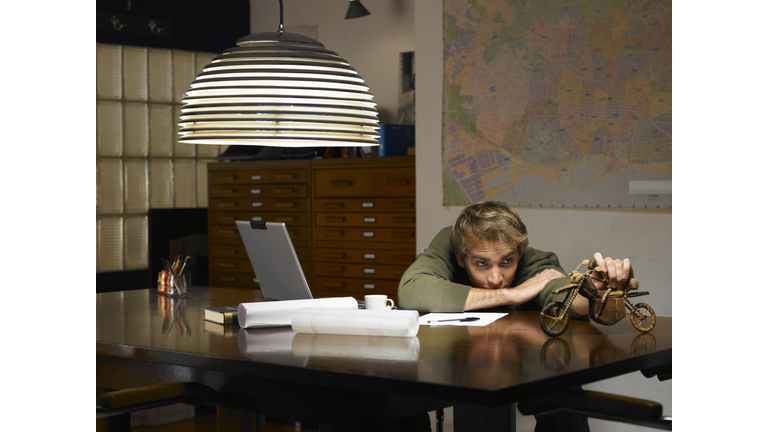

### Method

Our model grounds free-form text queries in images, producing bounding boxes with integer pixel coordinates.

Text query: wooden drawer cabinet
[208,160,311,289]
[311,156,415,303]
[206,156,415,300]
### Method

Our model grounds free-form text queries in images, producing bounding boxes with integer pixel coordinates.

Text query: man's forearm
[464,285,540,311]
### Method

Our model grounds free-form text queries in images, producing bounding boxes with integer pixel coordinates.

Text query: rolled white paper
[291,308,420,337]
[237,297,358,328]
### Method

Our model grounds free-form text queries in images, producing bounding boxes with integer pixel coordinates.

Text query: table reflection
[292,334,420,361]
[158,294,190,335]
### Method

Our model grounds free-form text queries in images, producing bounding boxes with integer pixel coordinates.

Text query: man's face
[456,239,519,289]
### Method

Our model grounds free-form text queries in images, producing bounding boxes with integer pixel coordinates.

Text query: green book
[203,306,238,325]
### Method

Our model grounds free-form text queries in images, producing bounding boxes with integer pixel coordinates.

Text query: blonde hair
[450,201,529,258]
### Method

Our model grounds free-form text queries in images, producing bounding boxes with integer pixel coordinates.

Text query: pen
[427,317,481,324]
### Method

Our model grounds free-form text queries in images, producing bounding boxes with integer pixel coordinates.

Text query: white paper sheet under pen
[237,297,358,328]
[419,313,508,326]
[291,308,420,337]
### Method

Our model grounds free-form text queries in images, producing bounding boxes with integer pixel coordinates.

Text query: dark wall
[96,0,250,53]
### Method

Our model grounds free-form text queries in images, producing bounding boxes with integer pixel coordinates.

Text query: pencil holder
[166,272,188,297]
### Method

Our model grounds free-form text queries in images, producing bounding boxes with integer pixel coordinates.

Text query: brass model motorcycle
[539,260,656,337]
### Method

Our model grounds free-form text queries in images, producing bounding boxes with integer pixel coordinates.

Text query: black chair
[97,382,219,432]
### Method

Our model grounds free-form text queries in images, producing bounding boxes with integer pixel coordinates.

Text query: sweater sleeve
[397,227,471,313]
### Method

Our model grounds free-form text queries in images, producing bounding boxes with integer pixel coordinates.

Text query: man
[397,201,633,432]
[398,200,632,315]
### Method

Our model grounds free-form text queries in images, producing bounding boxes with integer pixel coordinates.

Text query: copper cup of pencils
[158,255,191,296]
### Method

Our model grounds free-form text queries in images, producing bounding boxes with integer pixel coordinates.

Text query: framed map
[442,0,672,208]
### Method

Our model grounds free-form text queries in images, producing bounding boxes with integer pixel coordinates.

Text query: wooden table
[96,287,671,431]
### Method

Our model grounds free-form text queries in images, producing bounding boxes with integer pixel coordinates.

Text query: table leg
[216,407,265,432]
[454,403,515,432]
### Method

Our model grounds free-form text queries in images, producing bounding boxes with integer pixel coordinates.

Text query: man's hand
[592,252,633,290]
[464,268,565,311]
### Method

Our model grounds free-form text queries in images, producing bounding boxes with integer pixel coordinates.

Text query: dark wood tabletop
[96,286,671,430]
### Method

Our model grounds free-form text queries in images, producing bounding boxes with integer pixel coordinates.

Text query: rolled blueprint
[237,297,358,328]
[291,308,420,337]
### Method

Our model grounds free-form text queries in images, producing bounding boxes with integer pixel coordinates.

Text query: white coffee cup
[364,294,395,310]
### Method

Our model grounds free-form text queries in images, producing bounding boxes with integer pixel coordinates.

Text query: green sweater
[398,226,575,313]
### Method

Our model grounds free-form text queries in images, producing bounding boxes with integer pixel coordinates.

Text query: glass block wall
[96,43,225,272]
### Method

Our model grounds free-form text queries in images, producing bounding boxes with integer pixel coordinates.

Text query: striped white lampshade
[179,32,380,147]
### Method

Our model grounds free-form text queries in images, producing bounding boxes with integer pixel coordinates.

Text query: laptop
[235,221,314,301]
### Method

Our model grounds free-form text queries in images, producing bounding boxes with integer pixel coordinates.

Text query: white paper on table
[291,308,420,337]
[419,312,508,326]
[237,297,358,328]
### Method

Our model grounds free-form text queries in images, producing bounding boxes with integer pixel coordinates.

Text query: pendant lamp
[178,1,379,147]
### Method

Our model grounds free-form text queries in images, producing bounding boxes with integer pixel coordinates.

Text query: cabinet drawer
[314,247,415,265]
[209,211,310,227]
[314,227,415,243]
[210,198,309,212]
[211,245,310,262]
[210,184,308,199]
[314,198,415,212]
[210,225,310,244]
[314,262,410,281]
[314,167,415,198]
[209,168,308,185]
[315,213,415,228]
[210,271,260,288]
[313,276,399,299]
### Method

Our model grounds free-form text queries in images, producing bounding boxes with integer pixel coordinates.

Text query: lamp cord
[277,0,285,36]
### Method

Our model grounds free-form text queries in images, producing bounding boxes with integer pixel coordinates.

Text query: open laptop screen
[235,221,314,301]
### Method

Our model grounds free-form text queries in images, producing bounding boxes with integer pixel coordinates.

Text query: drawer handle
[393,216,415,224]
[323,229,345,237]
[219,248,237,255]
[324,252,346,259]
[217,175,236,181]
[216,216,236,224]
[392,231,414,239]
[362,202,374,208]
[274,188,294,194]
[250,174,263,181]
[275,201,296,208]
[392,201,414,209]
[363,217,376,223]
[274,173,296,180]
[362,231,375,238]
[252,202,263,208]
[217,201,237,208]
[363,268,376,274]
[275,216,296,222]
[250,188,262,195]
[330,180,352,187]
[251,216,263,222]
[363,284,376,290]
[323,281,345,289]
[363,253,376,260]
[325,265,345,273]
[216,187,235,194]
[325,216,346,223]
[386,179,410,187]
[219,262,237,268]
